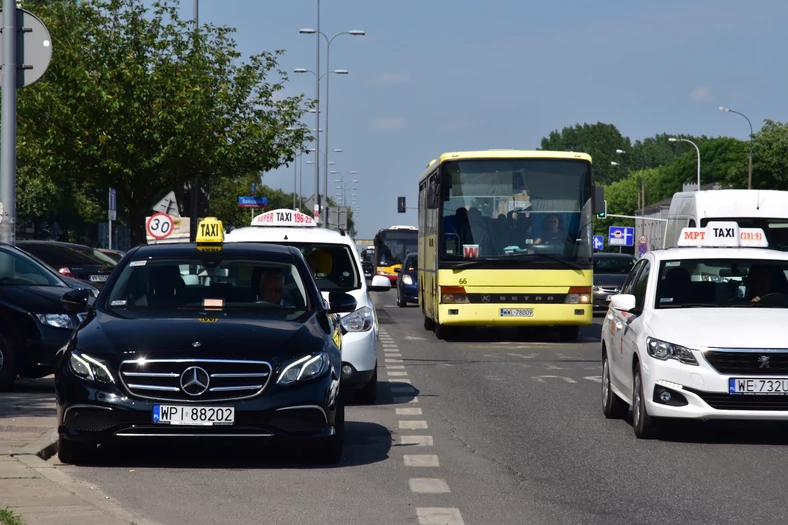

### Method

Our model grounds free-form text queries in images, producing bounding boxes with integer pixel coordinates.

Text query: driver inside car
[746,263,788,303]
[534,213,570,245]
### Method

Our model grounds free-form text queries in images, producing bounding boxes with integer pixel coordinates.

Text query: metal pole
[323,38,330,215]
[313,0,321,224]
[695,142,700,191]
[0,0,18,245]
[189,0,199,242]
[293,154,297,210]
[299,154,303,210]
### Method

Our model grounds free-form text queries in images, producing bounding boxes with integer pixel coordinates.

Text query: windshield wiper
[659,303,722,308]
[453,254,582,270]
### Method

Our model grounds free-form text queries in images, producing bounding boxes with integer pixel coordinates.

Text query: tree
[751,120,788,190]
[539,122,632,184]
[18,0,313,245]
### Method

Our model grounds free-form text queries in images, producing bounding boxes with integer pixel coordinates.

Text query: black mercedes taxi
[54,217,357,465]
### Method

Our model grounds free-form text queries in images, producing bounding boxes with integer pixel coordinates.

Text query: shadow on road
[371,380,420,405]
[436,324,602,344]
[658,419,788,445]
[75,420,393,470]
[0,377,56,419]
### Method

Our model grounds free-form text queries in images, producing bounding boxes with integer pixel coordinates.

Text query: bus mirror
[593,185,605,215]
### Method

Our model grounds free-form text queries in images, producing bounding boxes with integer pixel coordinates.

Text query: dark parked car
[0,243,91,390]
[395,252,418,307]
[592,252,636,310]
[360,248,374,279]
[98,249,125,263]
[16,241,117,289]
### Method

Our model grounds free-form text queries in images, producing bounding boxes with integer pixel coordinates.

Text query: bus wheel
[423,315,434,331]
[434,322,450,340]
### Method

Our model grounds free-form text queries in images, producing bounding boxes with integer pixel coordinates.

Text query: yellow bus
[418,150,605,340]
[373,225,418,283]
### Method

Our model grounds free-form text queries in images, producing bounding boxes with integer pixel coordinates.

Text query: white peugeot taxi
[601,221,788,438]
[224,209,391,403]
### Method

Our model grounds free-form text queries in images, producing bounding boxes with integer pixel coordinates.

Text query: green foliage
[539,122,632,184]
[18,0,313,244]
[751,119,788,190]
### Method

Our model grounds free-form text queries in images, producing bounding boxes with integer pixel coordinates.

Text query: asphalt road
[45,292,788,525]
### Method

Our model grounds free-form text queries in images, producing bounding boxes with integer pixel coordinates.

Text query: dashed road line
[404,454,440,467]
[409,478,451,493]
[393,396,419,404]
[386,365,406,369]
[387,371,409,376]
[416,507,465,525]
[400,435,433,446]
[385,358,403,363]
[396,407,423,416]
[399,420,428,429]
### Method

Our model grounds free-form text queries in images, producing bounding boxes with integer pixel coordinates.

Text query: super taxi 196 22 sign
[251,209,315,227]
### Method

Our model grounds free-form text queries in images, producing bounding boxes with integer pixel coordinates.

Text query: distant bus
[417,149,605,340]
[373,226,418,283]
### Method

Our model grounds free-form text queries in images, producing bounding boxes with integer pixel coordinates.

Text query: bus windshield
[375,229,418,267]
[439,158,592,263]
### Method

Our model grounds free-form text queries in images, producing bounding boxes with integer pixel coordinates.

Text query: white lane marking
[385,353,403,358]
[400,435,433,446]
[416,508,464,525]
[532,375,577,383]
[389,378,412,384]
[396,407,423,416]
[507,352,538,359]
[409,478,451,494]
[405,336,429,341]
[394,396,419,404]
[386,365,406,370]
[399,420,428,429]
[387,371,409,376]
[386,358,404,363]
[404,454,440,467]
[584,375,603,383]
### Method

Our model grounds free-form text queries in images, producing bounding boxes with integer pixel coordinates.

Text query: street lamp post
[668,137,701,191]
[299,27,365,216]
[305,147,342,208]
[331,170,359,205]
[719,106,754,189]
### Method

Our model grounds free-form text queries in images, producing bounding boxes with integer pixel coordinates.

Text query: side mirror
[327,291,358,314]
[368,275,392,292]
[609,293,636,312]
[61,288,91,313]
[394,268,401,273]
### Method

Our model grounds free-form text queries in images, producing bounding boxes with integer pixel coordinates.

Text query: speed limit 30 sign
[147,212,174,240]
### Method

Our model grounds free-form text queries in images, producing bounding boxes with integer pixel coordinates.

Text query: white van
[664,189,788,250]
[224,209,391,403]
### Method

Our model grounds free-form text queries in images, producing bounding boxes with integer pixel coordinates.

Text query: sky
[173,0,788,239]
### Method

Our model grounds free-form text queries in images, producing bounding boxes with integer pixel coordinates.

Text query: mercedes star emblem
[758,356,771,369]
[180,366,210,395]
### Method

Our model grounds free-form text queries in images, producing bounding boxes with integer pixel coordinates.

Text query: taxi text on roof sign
[677,221,768,248]
[251,208,316,227]
[196,217,224,252]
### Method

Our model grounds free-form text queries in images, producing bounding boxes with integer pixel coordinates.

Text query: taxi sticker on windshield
[659,297,674,303]
[111,300,127,306]
[203,299,224,308]
[665,261,681,267]
[129,261,147,267]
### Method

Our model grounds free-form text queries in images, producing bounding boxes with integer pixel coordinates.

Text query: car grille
[704,349,788,375]
[688,389,788,411]
[118,359,272,402]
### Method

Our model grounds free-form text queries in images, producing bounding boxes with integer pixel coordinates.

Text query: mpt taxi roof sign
[252,209,315,227]
[677,221,768,248]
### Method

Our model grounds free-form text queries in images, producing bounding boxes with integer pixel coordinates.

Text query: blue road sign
[608,226,634,247]
[638,243,648,254]
[593,235,604,250]
[238,196,269,208]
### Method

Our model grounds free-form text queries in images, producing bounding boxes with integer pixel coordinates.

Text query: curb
[11,429,167,525]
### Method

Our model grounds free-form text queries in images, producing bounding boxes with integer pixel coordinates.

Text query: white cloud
[369,116,408,131]
[372,73,410,85]
[689,86,711,102]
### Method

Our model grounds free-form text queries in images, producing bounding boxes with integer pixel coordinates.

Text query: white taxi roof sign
[196,217,224,244]
[677,221,768,248]
[251,208,316,227]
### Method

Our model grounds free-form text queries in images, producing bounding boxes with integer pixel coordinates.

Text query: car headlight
[277,352,330,385]
[402,275,413,285]
[340,306,373,332]
[36,313,76,330]
[68,352,115,383]
[646,337,698,366]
